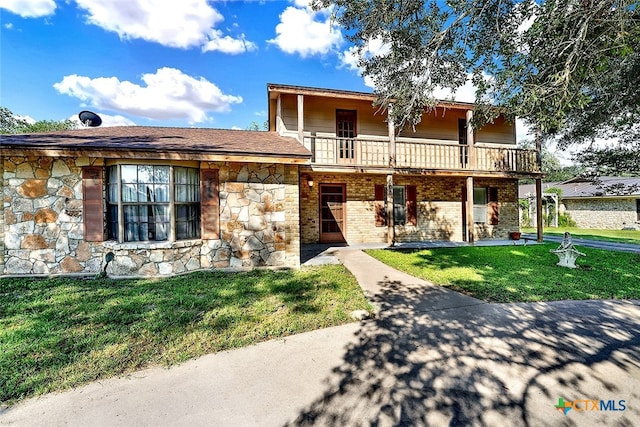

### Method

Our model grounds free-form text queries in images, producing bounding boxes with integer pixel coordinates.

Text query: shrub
[558,213,577,227]
[519,199,532,227]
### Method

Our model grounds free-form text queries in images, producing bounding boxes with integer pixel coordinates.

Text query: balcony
[305,136,540,175]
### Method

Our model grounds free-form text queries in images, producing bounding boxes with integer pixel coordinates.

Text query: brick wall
[284,164,301,267]
[300,173,519,244]
[473,178,520,240]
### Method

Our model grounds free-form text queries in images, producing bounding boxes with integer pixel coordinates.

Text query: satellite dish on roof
[78,110,102,127]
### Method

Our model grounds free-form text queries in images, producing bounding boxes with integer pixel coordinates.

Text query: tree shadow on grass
[286,275,640,426]
[0,268,351,403]
[382,245,640,302]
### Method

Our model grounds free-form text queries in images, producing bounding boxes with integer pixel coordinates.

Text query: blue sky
[1,0,376,129]
[1,0,535,145]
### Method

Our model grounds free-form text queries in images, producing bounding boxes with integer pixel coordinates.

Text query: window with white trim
[107,164,200,242]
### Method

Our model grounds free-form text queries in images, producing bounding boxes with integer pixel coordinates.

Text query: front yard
[366,243,640,303]
[0,265,372,405]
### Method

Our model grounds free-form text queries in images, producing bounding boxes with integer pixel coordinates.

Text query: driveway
[2,250,639,426]
[291,249,640,426]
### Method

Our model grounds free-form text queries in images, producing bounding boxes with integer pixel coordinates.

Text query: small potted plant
[509,231,522,240]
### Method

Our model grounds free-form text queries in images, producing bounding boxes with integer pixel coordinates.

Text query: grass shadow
[0,265,371,404]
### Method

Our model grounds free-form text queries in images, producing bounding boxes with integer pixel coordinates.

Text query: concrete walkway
[2,249,640,426]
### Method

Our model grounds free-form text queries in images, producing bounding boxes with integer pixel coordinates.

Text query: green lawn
[522,227,640,245]
[0,266,372,405]
[366,244,640,303]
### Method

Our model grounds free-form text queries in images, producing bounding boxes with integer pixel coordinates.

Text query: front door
[320,184,346,243]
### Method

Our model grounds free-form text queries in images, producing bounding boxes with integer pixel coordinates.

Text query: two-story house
[268,83,541,246]
[0,83,541,278]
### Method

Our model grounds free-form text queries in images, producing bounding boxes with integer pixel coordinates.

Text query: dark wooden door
[320,184,346,243]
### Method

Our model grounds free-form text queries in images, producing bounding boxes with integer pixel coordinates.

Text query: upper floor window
[107,164,200,242]
[336,109,357,159]
[458,118,468,145]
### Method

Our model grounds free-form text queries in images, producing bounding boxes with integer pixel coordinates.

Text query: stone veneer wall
[2,156,300,277]
[209,162,299,269]
[2,156,105,275]
[299,173,519,244]
[563,198,638,229]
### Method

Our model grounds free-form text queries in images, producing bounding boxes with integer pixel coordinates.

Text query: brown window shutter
[82,166,104,242]
[374,184,386,227]
[406,185,417,226]
[201,169,220,239]
[489,187,499,225]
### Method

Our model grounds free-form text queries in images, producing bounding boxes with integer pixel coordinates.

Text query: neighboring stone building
[519,176,640,229]
[1,83,543,278]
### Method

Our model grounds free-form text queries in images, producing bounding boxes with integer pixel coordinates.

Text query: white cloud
[340,38,390,89]
[293,0,312,7]
[4,22,14,29]
[15,114,36,124]
[202,29,257,54]
[69,113,136,127]
[0,0,55,17]
[54,67,243,123]
[73,0,255,52]
[433,79,477,103]
[516,118,534,144]
[268,5,342,57]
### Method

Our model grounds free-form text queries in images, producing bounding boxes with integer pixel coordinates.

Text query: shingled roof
[0,126,311,162]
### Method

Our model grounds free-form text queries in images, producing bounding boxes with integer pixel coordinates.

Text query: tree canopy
[0,106,77,134]
[313,0,640,175]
